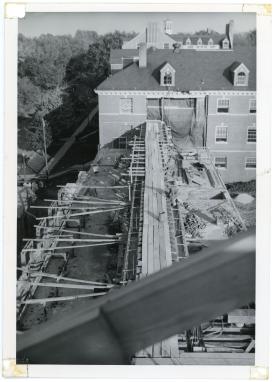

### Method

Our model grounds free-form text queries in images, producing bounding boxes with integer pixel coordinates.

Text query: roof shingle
[98,46,256,92]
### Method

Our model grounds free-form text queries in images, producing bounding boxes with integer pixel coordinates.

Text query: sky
[19,12,256,37]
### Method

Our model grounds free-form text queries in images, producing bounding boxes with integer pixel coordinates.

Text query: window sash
[245,157,256,168]
[217,99,230,113]
[215,126,228,142]
[215,157,227,168]
[247,128,256,142]
[164,74,172,85]
[120,98,133,114]
[249,99,256,113]
[236,72,247,85]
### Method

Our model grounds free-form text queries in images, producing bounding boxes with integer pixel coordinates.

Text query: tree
[18,77,42,118]
[25,112,52,152]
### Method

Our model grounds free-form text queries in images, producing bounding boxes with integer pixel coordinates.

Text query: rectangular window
[215,125,228,143]
[217,98,230,113]
[249,99,256,113]
[245,157,256,169]
[236,72,247,85]
[120,98,133,114]
[163,73,173,85]
[164,43,169,49]
[215,156,227,168]
[247,126,256,143]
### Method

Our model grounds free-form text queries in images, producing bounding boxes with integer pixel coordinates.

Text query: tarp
[147,98,206,149]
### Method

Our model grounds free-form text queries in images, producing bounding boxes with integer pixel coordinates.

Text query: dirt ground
[19,151,129,331]
[234,199,256,228]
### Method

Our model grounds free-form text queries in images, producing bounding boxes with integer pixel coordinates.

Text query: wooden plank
[23,238,118,243]
[20,292,106,305]
[153,226,160,272]
[21,242,119,252]
[17,268,113,286]
[147,224,154,274]
[228,309,255,325]
[28,282,112,290]
[134,354,254,365]
[36,207,125,220]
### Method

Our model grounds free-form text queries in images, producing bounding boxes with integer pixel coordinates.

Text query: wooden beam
[17,268,113,286]
[27,281,113,290]
[36,207,125,220]
[22,238,119,243]
[20,292,106,305]
[57,185,129,189]
[17,229,255,365]
[30,206,120,211]
[43,199,126,205]
[33,225,121,239]
[21,241,119,252]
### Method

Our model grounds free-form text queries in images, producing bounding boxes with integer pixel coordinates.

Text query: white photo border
[2,1,271,379]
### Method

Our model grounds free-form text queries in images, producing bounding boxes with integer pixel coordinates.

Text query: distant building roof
[97,46,256,92]
[168,33,183,42]
[110,49,139,64]
[184,35,225,45]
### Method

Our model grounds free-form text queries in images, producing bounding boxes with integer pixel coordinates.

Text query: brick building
[95,20,256,183]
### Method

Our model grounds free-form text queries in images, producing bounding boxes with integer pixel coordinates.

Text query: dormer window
[232,63,249,86]
[222,38,229,49]
[186,38,191,46]
[164,73,172,85]
[160,63,175,87]
[208,38,213,46]
[197,38,202,46]
[236,72,247,85]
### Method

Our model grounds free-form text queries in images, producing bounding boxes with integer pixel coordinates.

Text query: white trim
[111,64,123,70]
[147,106,193,110]
[101,122,142,125]
[95,90,256,97]
[100,113,146,116]
[232,63,250,74]
[210,150,256,153]
[208,113,257,116]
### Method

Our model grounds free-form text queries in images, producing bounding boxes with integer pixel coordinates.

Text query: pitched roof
[229,61,250,73]
[110,49,138,64]
[97,46,256,92]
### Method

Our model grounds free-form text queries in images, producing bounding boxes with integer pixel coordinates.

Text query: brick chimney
[139,43,147,68]
[226,19,234,49]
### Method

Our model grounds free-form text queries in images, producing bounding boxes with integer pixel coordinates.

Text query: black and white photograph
[2,3,272,377]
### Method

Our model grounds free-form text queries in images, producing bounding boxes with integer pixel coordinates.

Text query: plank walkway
[142,121,172,276]
[140,121,178,359]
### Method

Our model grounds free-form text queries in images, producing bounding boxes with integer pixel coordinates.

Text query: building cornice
[95,89,256,97]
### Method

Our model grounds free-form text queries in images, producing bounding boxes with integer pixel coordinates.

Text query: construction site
[17,119,255,365]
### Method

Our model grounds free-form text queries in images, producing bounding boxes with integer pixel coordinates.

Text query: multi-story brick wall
[98,94,147,146]
[97,91,256,183]
[206,94,256,183]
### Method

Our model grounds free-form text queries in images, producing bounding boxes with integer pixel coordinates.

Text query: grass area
[226,180,256,228]
[226,180,256,198]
